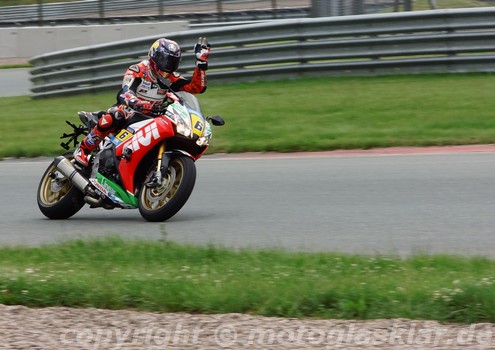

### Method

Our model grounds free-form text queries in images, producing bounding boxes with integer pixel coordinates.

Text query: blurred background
[2,0,495,27]
[3,0,495,95]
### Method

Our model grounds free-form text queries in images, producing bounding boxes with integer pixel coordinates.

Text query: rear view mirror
[208,116,225,126]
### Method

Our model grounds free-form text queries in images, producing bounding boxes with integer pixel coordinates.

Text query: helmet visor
[154,50,181,74]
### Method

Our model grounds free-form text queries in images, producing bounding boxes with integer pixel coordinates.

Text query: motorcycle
[37,91,225,222]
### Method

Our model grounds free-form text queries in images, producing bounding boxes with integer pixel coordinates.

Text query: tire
[138,155,196,222]
[37,155,85,219]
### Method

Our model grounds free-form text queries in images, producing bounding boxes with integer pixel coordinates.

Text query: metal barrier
[30,8,495,98]
[0,0,402,26]
[0,0,310,26]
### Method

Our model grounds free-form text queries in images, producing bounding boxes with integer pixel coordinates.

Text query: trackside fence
[29,8,495,98]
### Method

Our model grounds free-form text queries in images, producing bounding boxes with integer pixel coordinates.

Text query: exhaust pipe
[54,156,105,207]
[53,156,90,193]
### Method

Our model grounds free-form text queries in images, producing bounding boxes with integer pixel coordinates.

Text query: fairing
[110,93,210,196]
[116,118,175,195]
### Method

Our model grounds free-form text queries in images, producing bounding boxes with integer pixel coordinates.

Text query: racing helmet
[148,38,182,77]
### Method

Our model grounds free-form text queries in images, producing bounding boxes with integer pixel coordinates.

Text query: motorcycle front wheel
[37,154,86,219]
[138,155,196,222]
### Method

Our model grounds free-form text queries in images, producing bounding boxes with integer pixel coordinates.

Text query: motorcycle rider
[74,37,211,168]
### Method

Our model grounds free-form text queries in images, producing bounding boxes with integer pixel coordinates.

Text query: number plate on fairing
[191,113,205,138]
[111,129,134,146]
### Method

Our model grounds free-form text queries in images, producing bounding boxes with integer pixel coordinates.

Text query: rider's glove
[194,37,211,71]
[132,99,154,113]
[122,92,153,112]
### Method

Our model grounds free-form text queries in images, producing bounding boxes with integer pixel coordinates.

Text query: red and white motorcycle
[37,91,224,222]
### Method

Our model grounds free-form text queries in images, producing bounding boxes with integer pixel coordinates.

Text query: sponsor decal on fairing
[124,121,161,152]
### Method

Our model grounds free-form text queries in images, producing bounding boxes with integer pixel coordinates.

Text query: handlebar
[147,109,168,117]
[143,90,182,117]
[126,88,186,118]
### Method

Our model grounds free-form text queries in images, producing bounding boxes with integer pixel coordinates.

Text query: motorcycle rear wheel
[37,154,85,219]
[138,155,196,222]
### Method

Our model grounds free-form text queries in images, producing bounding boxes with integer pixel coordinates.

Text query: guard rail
[0,0,310,26]
[29,8,495,98]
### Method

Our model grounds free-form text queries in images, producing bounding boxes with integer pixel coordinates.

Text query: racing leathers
[74,60,207,167]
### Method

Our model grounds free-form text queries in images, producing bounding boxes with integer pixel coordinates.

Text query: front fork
[146,142,171,188]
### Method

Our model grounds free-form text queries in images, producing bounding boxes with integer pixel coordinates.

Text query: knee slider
[108,106,126,121]
[97,113,115,132]
[109,106,126,128]
[97,107,126,132]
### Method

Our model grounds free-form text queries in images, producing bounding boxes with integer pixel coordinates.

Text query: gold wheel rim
[140,159,185,211]
[39,164,73,205]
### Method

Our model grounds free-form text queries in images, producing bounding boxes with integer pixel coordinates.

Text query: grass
[0,237,494,323]
[0,64,31,69]
[2,73,495,158]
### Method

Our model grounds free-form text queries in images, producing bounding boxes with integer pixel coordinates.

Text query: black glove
[194,37,211,71]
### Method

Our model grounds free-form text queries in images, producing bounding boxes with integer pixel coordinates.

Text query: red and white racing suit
[120,59,206,106]
[75,60,207,166]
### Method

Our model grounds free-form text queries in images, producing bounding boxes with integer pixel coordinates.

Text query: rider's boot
[74,107,124,168]
[73,127,106,168]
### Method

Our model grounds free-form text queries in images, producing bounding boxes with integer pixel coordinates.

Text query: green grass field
[1,237,495,323]
[1,73,495,158]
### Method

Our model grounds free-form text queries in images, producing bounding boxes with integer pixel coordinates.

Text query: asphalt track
[2,146,495,257]
[0,68,31,97]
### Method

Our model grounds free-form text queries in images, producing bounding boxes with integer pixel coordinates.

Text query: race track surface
[2,148,495,257]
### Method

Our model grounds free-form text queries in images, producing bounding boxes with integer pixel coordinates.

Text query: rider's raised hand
[194,37,211,70]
